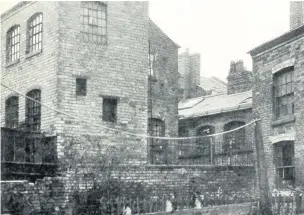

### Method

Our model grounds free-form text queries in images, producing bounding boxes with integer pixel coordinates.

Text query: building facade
[1,1,179,176]
[249,21,304,189]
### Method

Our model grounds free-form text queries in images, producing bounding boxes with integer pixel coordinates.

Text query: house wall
[1,1,60,134]
[290,1,304,30]
[251,35,304,189]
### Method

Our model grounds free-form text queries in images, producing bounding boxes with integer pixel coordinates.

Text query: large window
[81,1,107,44]
[27,13,43,53]
[6,25,20,63]
[148,118,166,164]
[273,67,294,118]
[26,89,41,131]
[5,96,19,128]
[274,141,295,189]
[102,98,117,123]
[223,121,245,153]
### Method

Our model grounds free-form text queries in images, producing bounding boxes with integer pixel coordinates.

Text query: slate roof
[179,90,252,119]
[199,76,227,95]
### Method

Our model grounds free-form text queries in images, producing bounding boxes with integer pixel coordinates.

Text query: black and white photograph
[1,1,304,214]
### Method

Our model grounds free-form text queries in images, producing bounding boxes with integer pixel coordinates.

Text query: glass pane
[281,84,286,96]
[101,27,106,35]
[101,11,106,19]
[101,20,106,27]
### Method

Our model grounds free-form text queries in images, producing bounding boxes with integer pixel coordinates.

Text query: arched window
[26,89,41,131]
[223,121,245,153]
[148,118,166,164]
[5,96,19,128]
[27,13,43,53]
[6,25,20,63]
[196,126,215,158]
[81,1,107,44]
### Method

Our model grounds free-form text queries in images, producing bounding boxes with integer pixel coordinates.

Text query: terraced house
[248,1,304,190]
[1,1,179,180]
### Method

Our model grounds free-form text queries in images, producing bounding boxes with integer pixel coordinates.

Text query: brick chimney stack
[227,60,252,94]
[290,1,304,30]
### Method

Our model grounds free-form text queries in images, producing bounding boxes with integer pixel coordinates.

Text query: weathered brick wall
[56,2,150,161]
[1,1,60,135]
[290,1,304,30]
[227,61,252,95]
[148,21,179,137]
[1,165,256,214]
[251,35,304,189]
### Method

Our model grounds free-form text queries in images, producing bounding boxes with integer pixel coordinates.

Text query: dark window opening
[27,13,43,53]
[26,89,41,131]
[223,121,245,153]
[6,25,20,63]
[196,126,215,158]
[273,67,294,119]
[76,78,87,96]
[274,141,295,189]
[148,118,166,164]
[5,96,19,128]
[102,98,117,123]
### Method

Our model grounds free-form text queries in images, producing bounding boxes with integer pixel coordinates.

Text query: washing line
[1,83,260,140]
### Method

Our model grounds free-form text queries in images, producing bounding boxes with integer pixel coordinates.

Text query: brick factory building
[1,1,179,178]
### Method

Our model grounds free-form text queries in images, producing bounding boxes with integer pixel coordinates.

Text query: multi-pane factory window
[81,1,107,44]
[76,78,87,96]
[6,25,20,63]
[26,89,41,131]
[223,121,245,153]
[27,13,43,53]
[273,67,294,118]
[5,96,19,128]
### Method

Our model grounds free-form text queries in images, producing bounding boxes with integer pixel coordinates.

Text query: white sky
[0,0,290,81]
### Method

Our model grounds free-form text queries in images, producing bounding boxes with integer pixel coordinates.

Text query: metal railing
[149,137,254,166]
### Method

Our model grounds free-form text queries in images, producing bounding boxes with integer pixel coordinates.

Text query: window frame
[5,96,19,128]
[148,118,166,164]
[273,67,294,119]
[76,78,87,96]
[196,125,215,157]
[102,97,117,123]
[6,25,20,63]
[26,13,43,54]
[81,1,107,44]
[223,121,246,153]
[274,141,295,189]
[26,89,41,131]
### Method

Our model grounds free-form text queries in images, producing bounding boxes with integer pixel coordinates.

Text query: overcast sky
[1,0,290,81]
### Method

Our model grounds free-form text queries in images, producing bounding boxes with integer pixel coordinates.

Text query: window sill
[25,49,42,59]
[272,115,296,126]
[5,59,20,68]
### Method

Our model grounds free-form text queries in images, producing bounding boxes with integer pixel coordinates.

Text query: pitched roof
[199,76,227,95]
[179,90,252,119]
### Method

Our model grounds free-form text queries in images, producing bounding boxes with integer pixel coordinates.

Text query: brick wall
[1,165,256,214]
[1,1,60,134]
[250,34,304,189]
[148,21,179,135]
[290,1,304,30]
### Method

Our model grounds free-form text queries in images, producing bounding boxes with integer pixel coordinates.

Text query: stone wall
[290,1,304,30]
[250,32,304,189]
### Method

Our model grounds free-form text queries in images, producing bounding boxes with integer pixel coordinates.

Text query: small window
[5,96,19,128]
[76,78,87,96]
[196,126,215,158]
[102,98,117,123]
[223,121,246,153]
[274,141,295,189]
[27,13,43,53]
[81,1,107,44]
[148,53,156,78]
[273,67,294,119]
[6,25,20,63]
[26,89,41,131]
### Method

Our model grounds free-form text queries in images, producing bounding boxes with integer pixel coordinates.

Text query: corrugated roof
[199,76,227,95]
[178,90,252,119]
